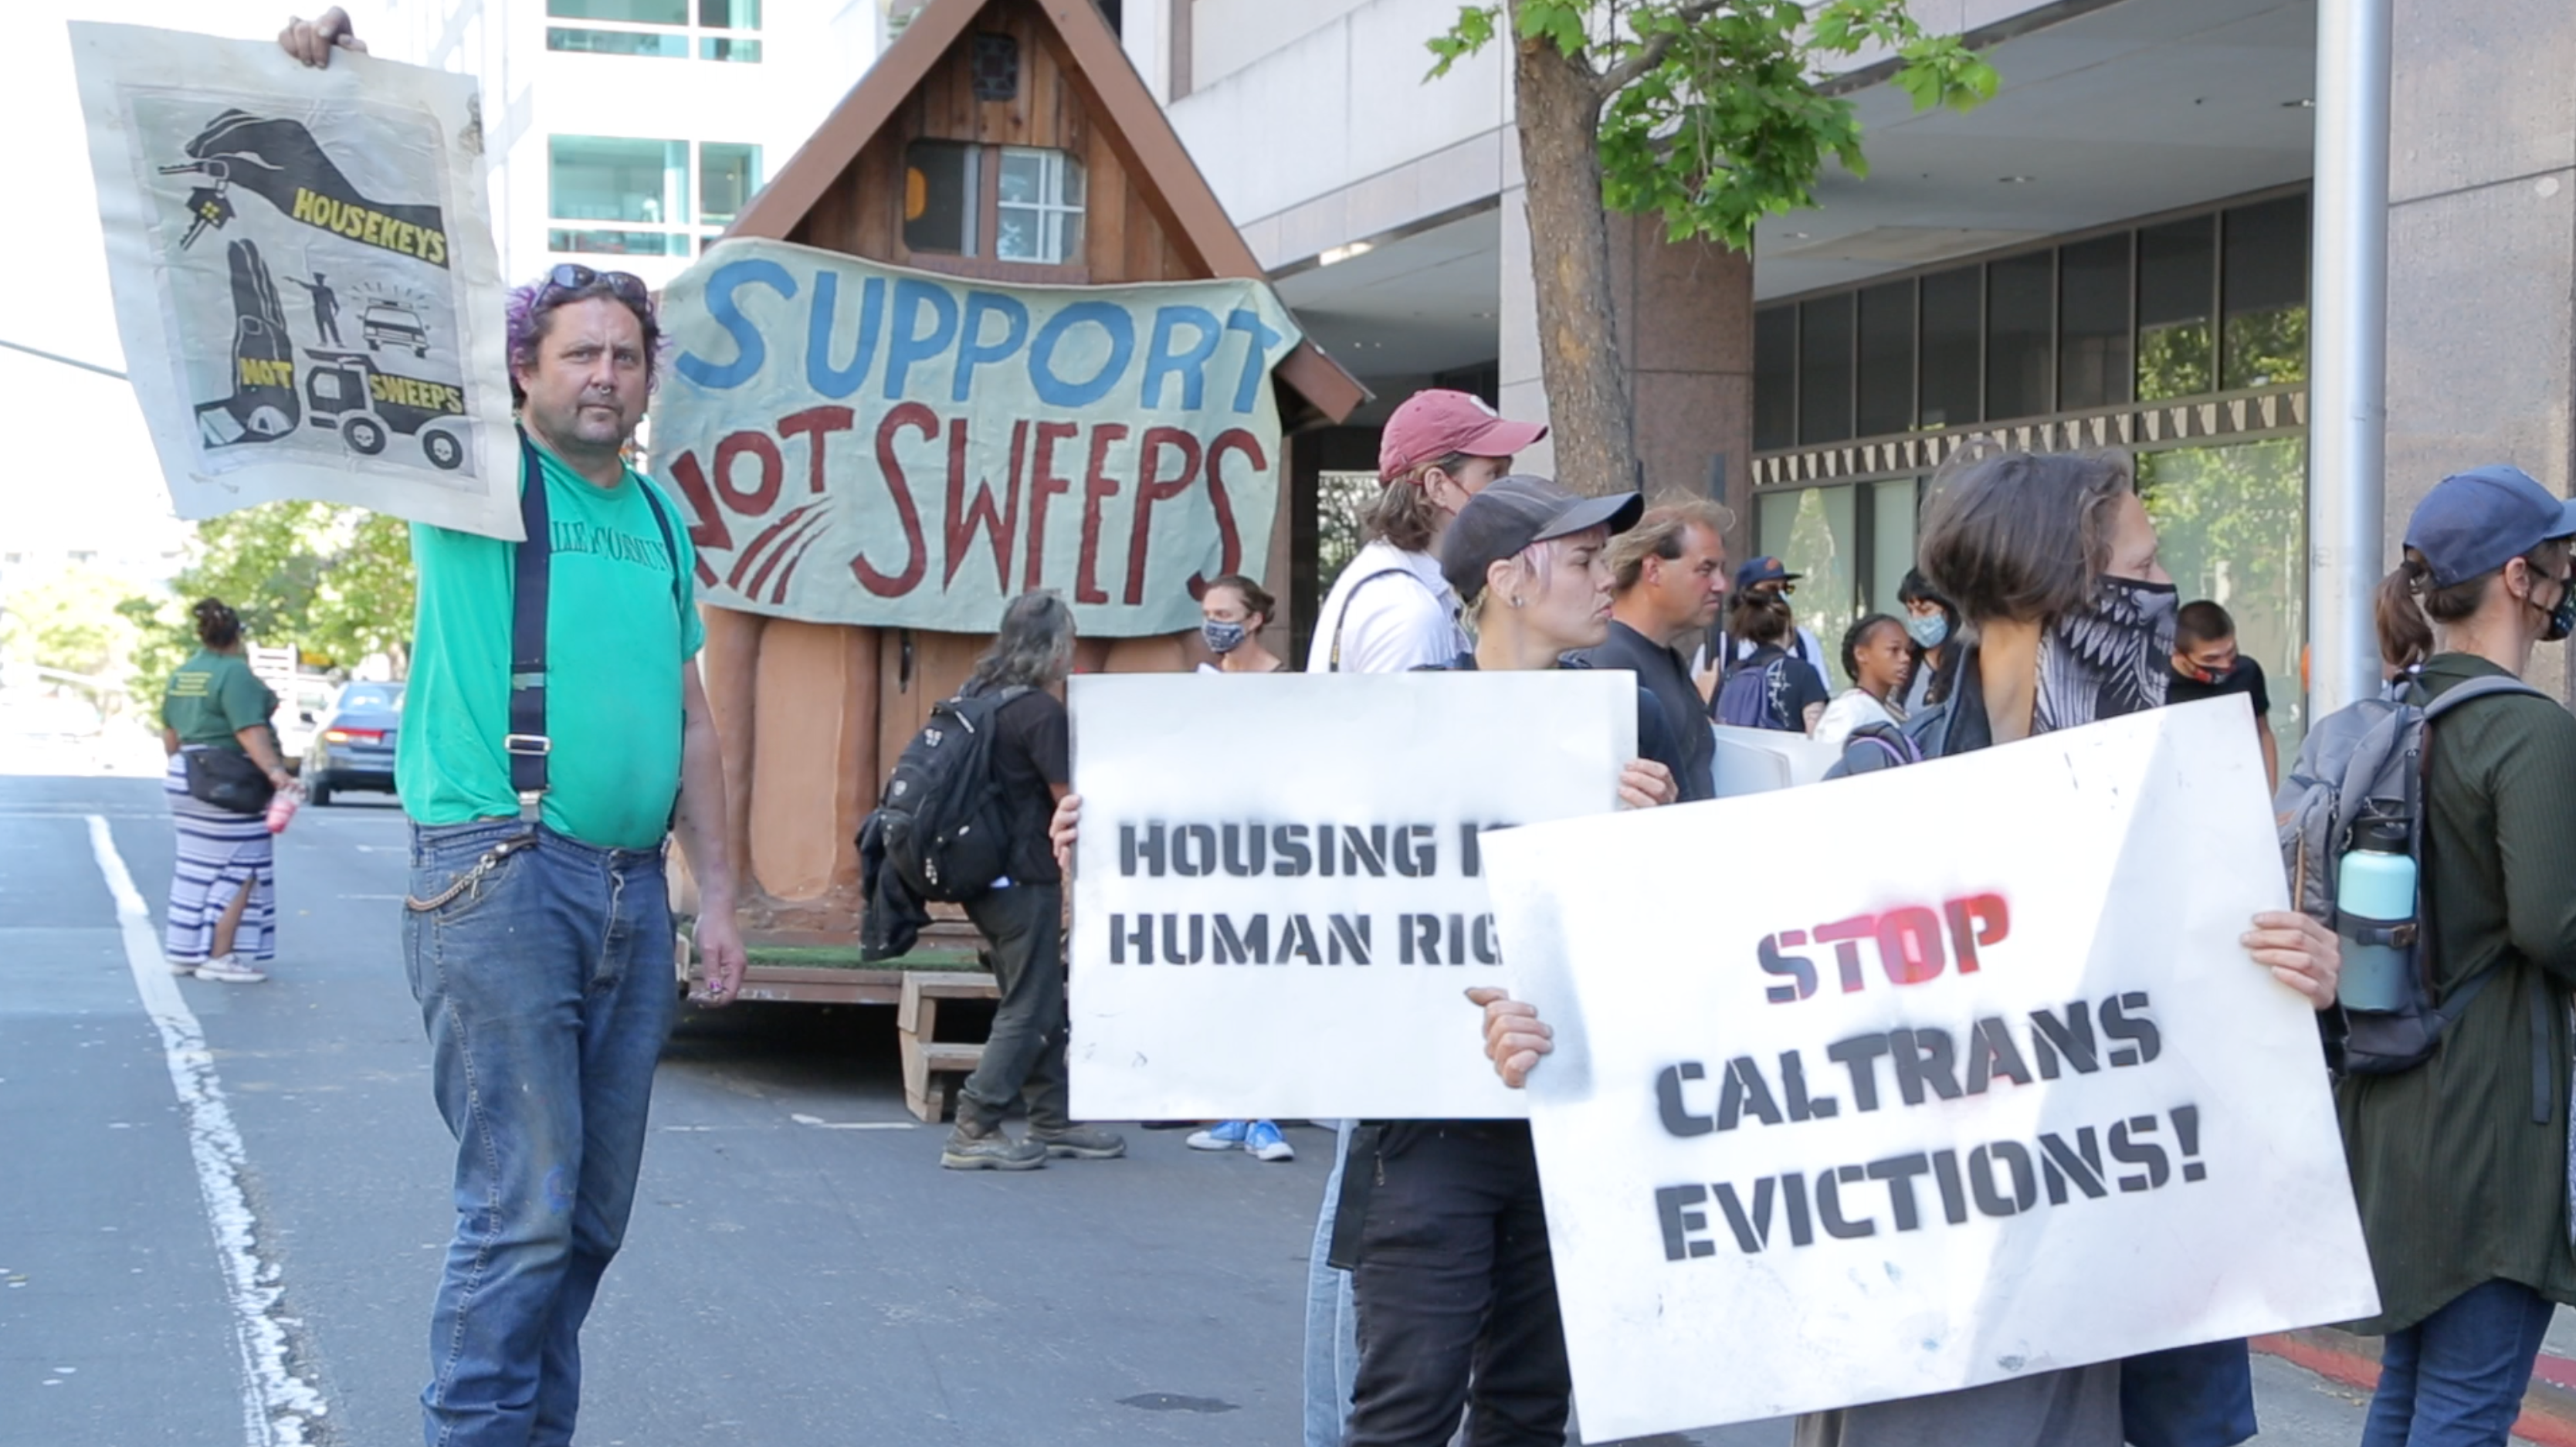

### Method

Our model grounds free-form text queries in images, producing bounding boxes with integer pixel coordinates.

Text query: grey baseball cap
[1438,475,1644,599]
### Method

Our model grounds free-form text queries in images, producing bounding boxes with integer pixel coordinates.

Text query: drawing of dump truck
[361,301,430,357]
[301,349,469,469]
[195,239,301,449]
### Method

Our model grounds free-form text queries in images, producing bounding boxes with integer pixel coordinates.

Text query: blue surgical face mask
[1904,612,1949,650]
[1202,619,1248,655]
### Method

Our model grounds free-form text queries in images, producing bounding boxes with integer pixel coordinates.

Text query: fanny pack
[183,746,276,815]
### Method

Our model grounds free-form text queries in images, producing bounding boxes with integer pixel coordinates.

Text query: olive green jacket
[2336,653,2576,1333]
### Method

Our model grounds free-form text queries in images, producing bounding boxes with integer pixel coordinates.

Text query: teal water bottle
[2336,814,2415,1012]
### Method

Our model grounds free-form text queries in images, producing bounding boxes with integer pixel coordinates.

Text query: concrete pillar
[2383,0,2576,693]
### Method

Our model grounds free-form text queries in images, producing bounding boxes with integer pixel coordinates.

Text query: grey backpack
[2276,673,2548,1080]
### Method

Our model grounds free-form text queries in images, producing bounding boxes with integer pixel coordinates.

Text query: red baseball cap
[1378,390,1547,481]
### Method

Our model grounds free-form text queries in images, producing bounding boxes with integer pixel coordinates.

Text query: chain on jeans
[403,835,537,913]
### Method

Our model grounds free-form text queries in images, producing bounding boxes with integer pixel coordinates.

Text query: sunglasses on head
[540,263,650,306]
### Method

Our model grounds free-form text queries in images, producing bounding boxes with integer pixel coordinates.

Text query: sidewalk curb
[2252,1328,2576,1445]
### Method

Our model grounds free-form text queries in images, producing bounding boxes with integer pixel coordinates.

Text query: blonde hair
[1463,527,1609,628]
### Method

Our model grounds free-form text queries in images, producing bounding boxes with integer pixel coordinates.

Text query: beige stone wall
[2385,0,2576,693]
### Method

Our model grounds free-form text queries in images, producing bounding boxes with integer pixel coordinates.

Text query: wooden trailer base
[898,970,1002,1122]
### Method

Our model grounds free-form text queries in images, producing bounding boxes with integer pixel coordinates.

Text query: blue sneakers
[1243,1120,1295,1162]
[1185,1120,1251,1150]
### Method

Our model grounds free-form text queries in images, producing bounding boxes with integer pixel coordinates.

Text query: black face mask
[2539,571,2576,643]
[2035,576,2179,734]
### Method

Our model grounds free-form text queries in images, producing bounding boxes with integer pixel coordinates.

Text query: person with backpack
[929,591,1126,1171]
[1474,449,2340,1447]
[2333,465,2576,1445]
[1716,586,1831,734]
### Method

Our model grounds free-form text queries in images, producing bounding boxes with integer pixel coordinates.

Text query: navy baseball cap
[2404,465,2576,588]
[1734,556,1802,591]
[1439,476,1643,598]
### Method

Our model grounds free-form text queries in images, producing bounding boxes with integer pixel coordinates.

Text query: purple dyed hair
[503,273,666,406]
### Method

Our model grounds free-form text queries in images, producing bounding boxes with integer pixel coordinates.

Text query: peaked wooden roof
[729,0,1364,423]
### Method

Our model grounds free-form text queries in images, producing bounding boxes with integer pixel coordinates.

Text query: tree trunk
[1512,28,1632,498]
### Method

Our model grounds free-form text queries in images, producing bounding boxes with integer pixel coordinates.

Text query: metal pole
[2307,0,2394,717]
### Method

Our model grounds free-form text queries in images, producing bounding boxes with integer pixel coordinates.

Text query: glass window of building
[547,0,758,59]
[2222,195,2309,390]
[2140,437,2308,751]
[1918,266,1980,429]
[548,135,691,256]
[1756,486,1858,689]
[698,142,761,226]
[2057,233,2132,411]
[995,147,1086,264]
[1856,280,1915,436]
[2137,215,2215,400]
[1798,293,1854,445]
[1754,307,1795,451]
[1866,478,1918,618]
[1985,250,2053,421]
[904,141,980,256]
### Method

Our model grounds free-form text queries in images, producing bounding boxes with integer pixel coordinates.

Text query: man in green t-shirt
[285,14,747,1443]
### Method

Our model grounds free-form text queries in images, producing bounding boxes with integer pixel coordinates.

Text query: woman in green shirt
[159,598,295,984]
[2344,465,2576,1445]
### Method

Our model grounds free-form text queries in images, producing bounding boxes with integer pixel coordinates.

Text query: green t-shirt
[396,441,705,849]
[162,650,276,750]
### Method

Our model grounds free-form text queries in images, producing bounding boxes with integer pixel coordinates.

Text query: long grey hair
[965,590,1076,694]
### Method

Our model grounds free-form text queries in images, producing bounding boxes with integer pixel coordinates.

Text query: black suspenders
[503,429,683,803]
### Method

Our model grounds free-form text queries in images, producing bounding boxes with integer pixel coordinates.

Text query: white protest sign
[73,24,519,539]
[1709,723,1842,797]
[651,239,1302,635]
[1480,697,2376,1440]
[1068,671,1634,1120]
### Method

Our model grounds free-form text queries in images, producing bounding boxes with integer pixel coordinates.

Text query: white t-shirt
[1304,541,1467,675]
[1812,688,1899,751]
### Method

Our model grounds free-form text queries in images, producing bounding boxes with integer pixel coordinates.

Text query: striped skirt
[163,751,277,965]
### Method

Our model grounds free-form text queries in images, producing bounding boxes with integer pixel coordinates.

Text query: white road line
[87,816,329,1447]
[789,1113,919,1130]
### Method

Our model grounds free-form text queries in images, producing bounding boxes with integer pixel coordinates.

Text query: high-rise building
[374,0,884,291]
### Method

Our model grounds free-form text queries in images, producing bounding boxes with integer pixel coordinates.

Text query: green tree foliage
[1,570,142,679]
[120,503,415,705]
[1429,1,1998,249]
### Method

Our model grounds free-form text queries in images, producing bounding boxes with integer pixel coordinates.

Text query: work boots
[940,1115,1047,1171]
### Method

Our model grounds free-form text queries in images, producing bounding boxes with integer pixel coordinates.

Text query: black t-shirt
[2168,656,2272,717]
[984,687,1070,885]
[1571,621,1716,802]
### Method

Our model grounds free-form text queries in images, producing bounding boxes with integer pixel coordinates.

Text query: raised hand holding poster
[1478,697,2378,1440]
[1067,671,1633,1120]
[73,23,519,539]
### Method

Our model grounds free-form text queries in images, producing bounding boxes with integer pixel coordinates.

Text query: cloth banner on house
[1477,696,2379,1440]
[650,239,1302,636]
[72,23,520,539]
[1067,671,1634,1119]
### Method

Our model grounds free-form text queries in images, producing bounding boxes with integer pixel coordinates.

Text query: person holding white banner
[1046,475,1677,1447]
[1296,388,1541,1447]
[1478,449,2343,1447]
[2340,466,2576,1446]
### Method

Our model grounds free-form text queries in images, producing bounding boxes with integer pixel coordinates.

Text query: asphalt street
[0,761,2382,1446]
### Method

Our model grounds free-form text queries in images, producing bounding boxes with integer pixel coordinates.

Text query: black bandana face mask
[2034,576,2179,734]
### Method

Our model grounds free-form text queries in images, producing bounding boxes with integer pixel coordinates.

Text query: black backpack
[869,685,1029,902]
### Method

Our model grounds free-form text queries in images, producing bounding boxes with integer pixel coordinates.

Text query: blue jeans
[2361,1279,2556,1447]
[1303,1118,1360,1447]
[402,821,677,1447]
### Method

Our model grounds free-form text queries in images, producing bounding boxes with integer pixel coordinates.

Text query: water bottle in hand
[266,781,303,835]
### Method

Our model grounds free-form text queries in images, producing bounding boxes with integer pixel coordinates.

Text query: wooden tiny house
[681,0,1361,957]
